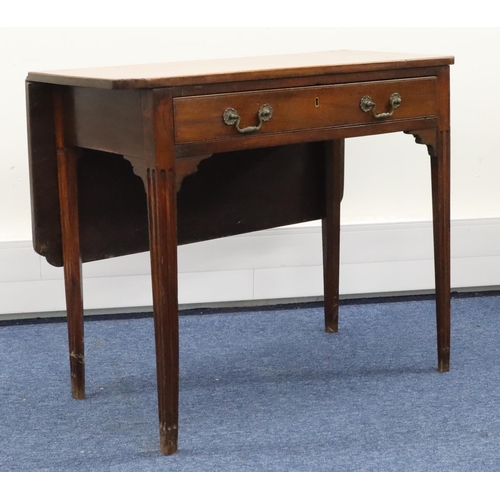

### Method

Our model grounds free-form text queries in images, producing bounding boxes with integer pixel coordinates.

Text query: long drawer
[173,77,438,144]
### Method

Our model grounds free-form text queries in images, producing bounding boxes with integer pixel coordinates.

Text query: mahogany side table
[26,50,453,455]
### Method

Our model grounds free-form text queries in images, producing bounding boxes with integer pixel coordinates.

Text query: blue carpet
[1,294,500,472]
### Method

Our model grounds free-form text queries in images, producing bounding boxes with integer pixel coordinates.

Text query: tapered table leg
[431,66,451,373]
[54,89,85,400]
[431,131,451,372]
[137,89,180,455]
[146,168,179,455]
[322,139,344,333]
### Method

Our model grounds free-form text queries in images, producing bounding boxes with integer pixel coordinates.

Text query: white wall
[1,27,499,314]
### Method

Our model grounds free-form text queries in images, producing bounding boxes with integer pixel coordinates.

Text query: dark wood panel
[77,150,150,263]
[26,82,63,267]
[177,142,326,243]
[39,143,326,266]
[65,87,144,157]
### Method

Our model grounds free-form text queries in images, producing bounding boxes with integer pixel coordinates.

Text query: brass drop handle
[360,93,402,119]
[223,104,273,134]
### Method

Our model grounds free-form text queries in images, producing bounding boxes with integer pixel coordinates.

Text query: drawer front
[174,77,438,144]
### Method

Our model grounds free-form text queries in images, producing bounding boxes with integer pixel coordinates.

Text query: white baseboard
[1,218,500,316]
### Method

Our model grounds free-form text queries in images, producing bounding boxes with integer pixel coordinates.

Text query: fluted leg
[132,89,180,455]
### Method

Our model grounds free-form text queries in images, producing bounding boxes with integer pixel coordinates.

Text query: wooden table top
[26,50,454,90]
